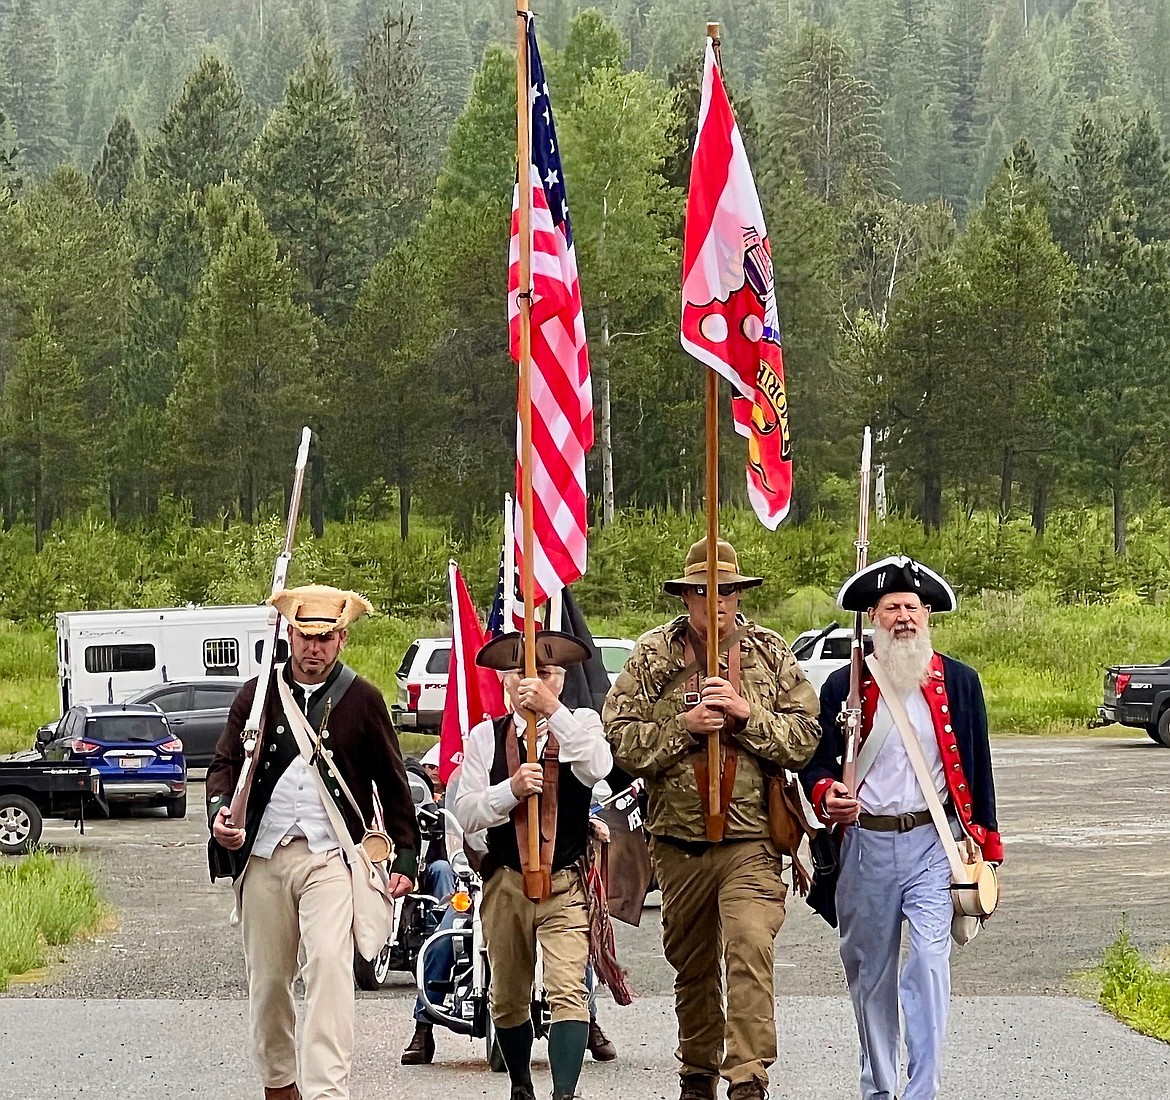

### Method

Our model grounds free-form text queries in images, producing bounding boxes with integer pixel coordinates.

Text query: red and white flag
[438,562,506,785]
[681,41,792,529]
[508,13,593,605]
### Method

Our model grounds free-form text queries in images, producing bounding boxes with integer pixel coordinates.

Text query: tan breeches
[241,839,355,1100]
[654,837,788,1087]
[481,865,590,1029]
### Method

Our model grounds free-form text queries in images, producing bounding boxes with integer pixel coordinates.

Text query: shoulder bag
[276,671,399,961]
[865,656,999,946]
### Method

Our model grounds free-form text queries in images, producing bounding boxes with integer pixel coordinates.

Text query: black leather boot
[400,1021,435,1065]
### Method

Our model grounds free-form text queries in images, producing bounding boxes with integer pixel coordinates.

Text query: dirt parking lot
[6,733,1168,1003]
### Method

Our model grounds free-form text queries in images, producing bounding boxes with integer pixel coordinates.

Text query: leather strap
[657,622,750,701]
[684,632,741,826]
[864,656,966,880]
[853,705,894,791]
[504,720,559,889]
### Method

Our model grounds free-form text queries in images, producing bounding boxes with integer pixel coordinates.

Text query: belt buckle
[897,812,918,833]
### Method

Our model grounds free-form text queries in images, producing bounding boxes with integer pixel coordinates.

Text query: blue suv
[38,703,188,818]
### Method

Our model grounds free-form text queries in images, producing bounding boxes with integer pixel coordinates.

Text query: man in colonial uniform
[802,557,1002,1100]
[452,631,613,1100]
[206,585,419,1100]
[603,538,821,1100]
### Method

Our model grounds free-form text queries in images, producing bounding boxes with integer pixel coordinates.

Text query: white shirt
[858,688,946,816]
[251,680,343,858]
[452,706,612,836]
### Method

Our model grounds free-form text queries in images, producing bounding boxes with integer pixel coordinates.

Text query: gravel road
[2,735,1169,1098]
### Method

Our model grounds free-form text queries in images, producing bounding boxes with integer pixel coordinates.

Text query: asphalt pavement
[2,735,1169,1098]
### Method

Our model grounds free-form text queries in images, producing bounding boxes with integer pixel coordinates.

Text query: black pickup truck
[1097,662,1170,746]
[0,752,99,855]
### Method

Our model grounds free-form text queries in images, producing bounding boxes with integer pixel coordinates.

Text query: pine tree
[0,0,66,175]
[91,111,142,208]
[146,54,252,191]
[1118,110,1170,244]
[1051,111,1124,266]
[1063,0,1130,106]
[246,41,368,325]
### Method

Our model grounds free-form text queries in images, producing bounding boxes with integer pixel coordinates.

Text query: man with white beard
[801,557,1002,1100]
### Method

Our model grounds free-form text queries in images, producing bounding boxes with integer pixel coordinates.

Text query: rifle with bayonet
[840,427,872,797]
[225,426,313,828]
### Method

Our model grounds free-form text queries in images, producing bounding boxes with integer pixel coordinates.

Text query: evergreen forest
[1,0,1169,566]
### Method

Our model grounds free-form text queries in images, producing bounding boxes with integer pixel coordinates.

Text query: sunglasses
[689,583,741,598]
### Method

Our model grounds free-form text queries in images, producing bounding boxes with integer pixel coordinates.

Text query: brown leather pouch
[766,772,816,895]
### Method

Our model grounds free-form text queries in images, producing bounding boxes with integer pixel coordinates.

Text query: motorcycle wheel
[353,941,394,991]
[485,1013,507,1073]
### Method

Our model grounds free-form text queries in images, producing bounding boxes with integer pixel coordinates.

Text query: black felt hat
[836,555,957,613]
[475,630,592,672]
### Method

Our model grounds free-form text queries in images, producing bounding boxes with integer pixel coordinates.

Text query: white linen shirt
[251,680,343,858]
[452,706,612,836]
[858,688,946,816]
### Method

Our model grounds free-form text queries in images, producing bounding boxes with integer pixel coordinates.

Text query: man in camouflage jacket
[602,538,820,1100]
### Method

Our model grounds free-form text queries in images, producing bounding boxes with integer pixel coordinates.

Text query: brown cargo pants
[653,836,788,1088]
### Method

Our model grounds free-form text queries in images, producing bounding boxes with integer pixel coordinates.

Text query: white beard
[872,622,933,696]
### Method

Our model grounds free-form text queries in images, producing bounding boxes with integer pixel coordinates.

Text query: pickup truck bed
[0,752,98,854]
[1097,662,1170,746]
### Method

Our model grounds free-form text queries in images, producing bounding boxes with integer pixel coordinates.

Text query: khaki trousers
[654,837,788,1087]
[241,838,355,1100]
[481,866,590,1028]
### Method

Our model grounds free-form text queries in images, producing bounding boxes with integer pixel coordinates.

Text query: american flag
[508,13,593,606]
[486,542,527,638]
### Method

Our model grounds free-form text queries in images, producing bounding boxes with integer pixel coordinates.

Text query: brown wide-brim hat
[268,584,374,635]
[475,630,591,672]
[663,537,764,596]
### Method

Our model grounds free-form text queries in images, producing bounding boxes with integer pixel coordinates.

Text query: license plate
[120,757,144,769]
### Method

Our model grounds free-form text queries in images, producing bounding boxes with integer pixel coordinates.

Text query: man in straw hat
[206,584,419,1100]
[801,556,1002,1100]
[452,630,613,1100]
[602,537,820,1100]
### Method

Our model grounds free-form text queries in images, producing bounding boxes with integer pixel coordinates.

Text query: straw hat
[662,537,764,596]
[268,584,374,634]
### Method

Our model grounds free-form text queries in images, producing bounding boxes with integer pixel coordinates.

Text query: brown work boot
[400,1021,435,1065]
[679,1073,717,1100]
[727,1079,769,1100]
[263,1086,300,1100]
[586,1018,617,1061]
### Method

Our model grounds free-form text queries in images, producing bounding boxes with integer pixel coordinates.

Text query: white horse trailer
[55,605,281,714]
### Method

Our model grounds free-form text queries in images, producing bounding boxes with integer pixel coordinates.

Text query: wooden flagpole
[515,0,548,901]
[703,21,725,844]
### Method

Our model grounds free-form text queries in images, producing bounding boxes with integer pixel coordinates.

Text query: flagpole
[515,0,547,901]
[503,492,516,628]
[449,560,471,738]
[703,21,724,844]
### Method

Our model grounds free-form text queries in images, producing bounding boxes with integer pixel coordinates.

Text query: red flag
[508,14,593,604]
[681,41,792,529]
[438,562,506,784]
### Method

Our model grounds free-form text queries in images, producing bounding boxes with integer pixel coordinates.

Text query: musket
[840,427,872,797]
[226,426,313,828]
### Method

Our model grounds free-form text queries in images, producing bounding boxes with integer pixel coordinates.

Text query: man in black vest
[452,631,613,1100]
[206,584,418,1100]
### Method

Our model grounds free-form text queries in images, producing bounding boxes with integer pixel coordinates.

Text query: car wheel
[0,793,43,855]
[1156,709,1170,748]
[167,794,188,819]
[353,940,394,990]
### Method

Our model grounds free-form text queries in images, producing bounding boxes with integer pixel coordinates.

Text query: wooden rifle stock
[839,427,872,798]
[226,426,313,828]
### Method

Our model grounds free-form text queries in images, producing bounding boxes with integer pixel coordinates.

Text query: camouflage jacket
[602,615,821,842]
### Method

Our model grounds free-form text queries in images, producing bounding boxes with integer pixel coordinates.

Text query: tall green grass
[1100,923,1170,1044]
[0,850,105,991]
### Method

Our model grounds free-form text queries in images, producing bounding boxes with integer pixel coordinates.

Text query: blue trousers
[837,824,953,1100]
[413,860,459,1023]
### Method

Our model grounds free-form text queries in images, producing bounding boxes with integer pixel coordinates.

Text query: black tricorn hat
[475,630,592,672]
[836,555,957,614]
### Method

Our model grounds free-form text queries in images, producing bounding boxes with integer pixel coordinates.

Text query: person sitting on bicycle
[453,632,612,1100]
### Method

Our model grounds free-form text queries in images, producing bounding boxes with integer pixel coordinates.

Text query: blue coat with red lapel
[801,652,1003,863]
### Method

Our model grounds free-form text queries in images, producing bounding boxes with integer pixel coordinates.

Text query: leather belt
[858,810,933,833]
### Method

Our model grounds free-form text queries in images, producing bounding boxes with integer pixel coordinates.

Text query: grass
[2,590,1167,753]
[0,849,107,991]
[1100,924,1170,1044]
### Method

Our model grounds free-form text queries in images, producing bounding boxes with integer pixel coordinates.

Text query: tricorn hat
[836,556,956,614]
[475,630,591,672]
[663,537,763,596]
[268,584,374,634]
